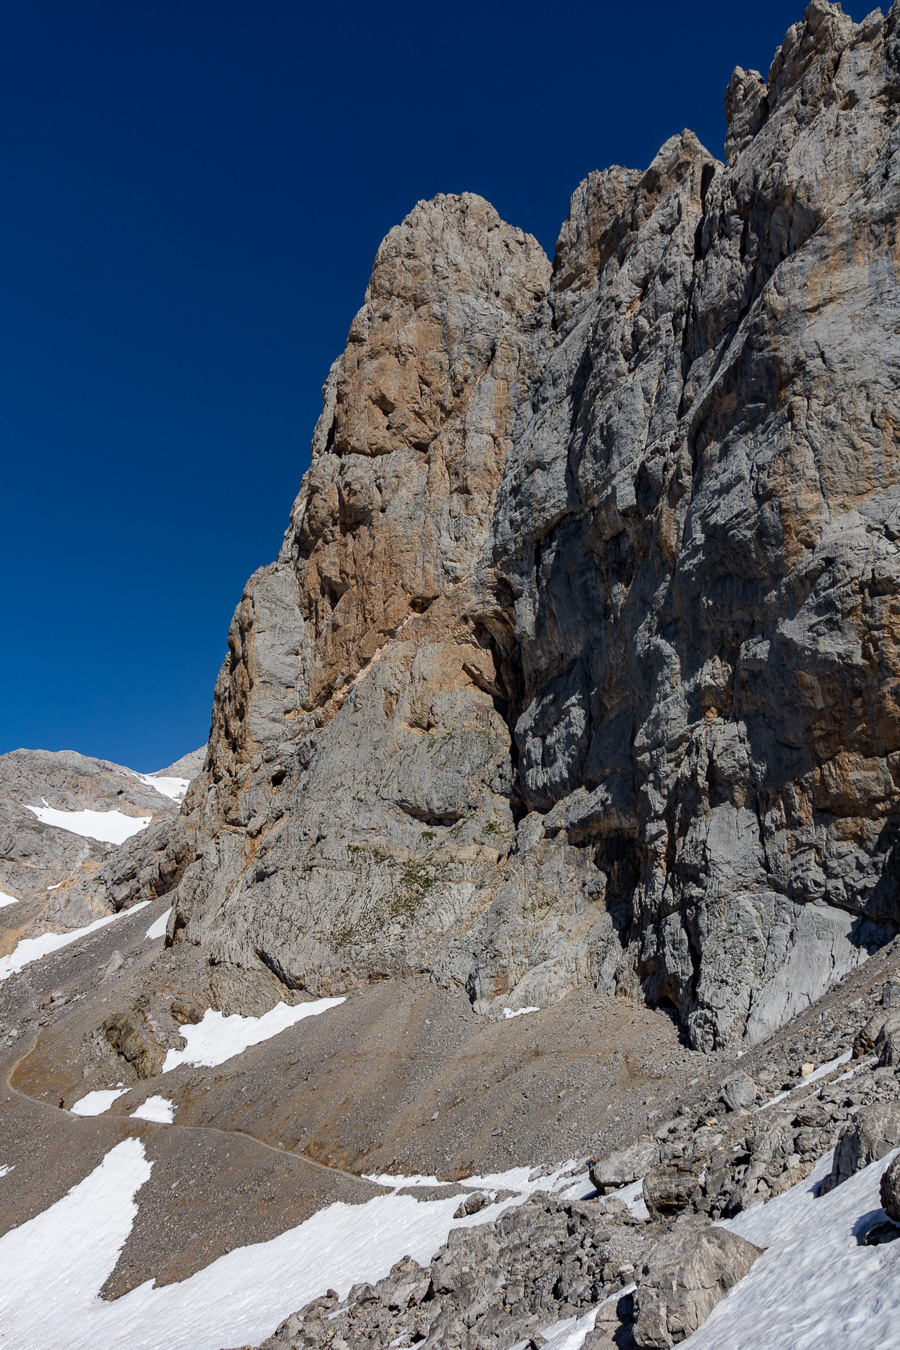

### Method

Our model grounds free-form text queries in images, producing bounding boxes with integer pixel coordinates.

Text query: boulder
[875,1013,900,1068]
[853,1012,885,1057]
[642,1163,703,1220]
[883,979,900,1011]
[632,1225,763,1348]
[99,950,125,982]
[823,1103,900,1191]
[863,1220,900,1246]
[720,1071,756,1112]
[880,1153,900,1223]
[170,996,206,1026]
[454,1191,490,1219]
[590,1141,660,1193]
[583,1291,636,1349]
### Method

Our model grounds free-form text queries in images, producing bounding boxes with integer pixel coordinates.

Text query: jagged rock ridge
[74,1,900,1049]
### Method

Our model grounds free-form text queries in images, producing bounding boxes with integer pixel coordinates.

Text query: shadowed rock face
[67,2,900,1048]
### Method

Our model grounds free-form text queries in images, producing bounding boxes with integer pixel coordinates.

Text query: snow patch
[0,1137,152,1350]
[798,1050,853,1086]
[135,774,189,804]
[130,1096,175,1124]
[835,1056,875,1083]
[459,1165,543,1191]
[70,1089,128,1117]
[0,901,151,981]
[145,908,170,940]
[0,891,19,908]
[0,1164,13,1179]
[759,1051,852,1111]
[0,1137,555,1350]
[24,805,151,845]
[537,1307,601,1350]
[504,1005,540,1019]
[615,1177,650,1221]
[364,1161,581,1202]
[681,1148,900,1349]
[162,998,346,1072]
[363,1172,445,1190]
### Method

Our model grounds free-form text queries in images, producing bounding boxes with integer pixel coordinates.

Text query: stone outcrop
[880,1152,900,1220]
[590,1141,660,1193]
[876,1010,900,1064]
[822,1099,900,1188]
[67,2,900,1049]
[101,1011,165,1079]
[631,1224,763,1348]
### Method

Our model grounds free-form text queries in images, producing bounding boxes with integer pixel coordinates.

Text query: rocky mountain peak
[41,0,900,1055]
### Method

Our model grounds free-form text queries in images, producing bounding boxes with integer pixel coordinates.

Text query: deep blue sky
[1,0,865,771]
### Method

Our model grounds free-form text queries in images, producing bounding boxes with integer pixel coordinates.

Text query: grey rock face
[152,747,206,781]
[824,1101,900,1189]
[631,1225,763,1348]
[880,1152,900,1221]
[876,1011,900,1066]
[83,3,900,1049]
[476,0,900,1048]
[590,1141,660,1192]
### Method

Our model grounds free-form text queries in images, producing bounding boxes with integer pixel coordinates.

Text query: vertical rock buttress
[91,2,900,1049]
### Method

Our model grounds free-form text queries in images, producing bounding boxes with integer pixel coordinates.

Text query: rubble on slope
[253,969,900,1350]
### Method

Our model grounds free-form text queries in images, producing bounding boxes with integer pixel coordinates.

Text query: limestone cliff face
[98,2,900,1048]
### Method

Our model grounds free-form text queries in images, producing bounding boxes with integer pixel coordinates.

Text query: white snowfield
[161,998,347,1072]
[0,901,151,981]
[24,804,151,845]
[0,1164,13,1179]
[360,1163,580,1194]
[363,1171,445,1189]
[0,890,20,908]
[521,1304,612,1350]
[684,1147,900,1349]
[610,1177,650,1221]
[0,1135,895,1350]
[70,1089,128,1117]
[145,907,171,940]
[504,1005,540,1019]
[130,1095,175,1124]
[135,774,190,804]
[0,1140,572,1350]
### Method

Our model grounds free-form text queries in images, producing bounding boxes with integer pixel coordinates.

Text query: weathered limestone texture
[80,3,900,1048]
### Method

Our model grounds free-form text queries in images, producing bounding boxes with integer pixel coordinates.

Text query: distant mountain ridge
[0,746,203,939]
